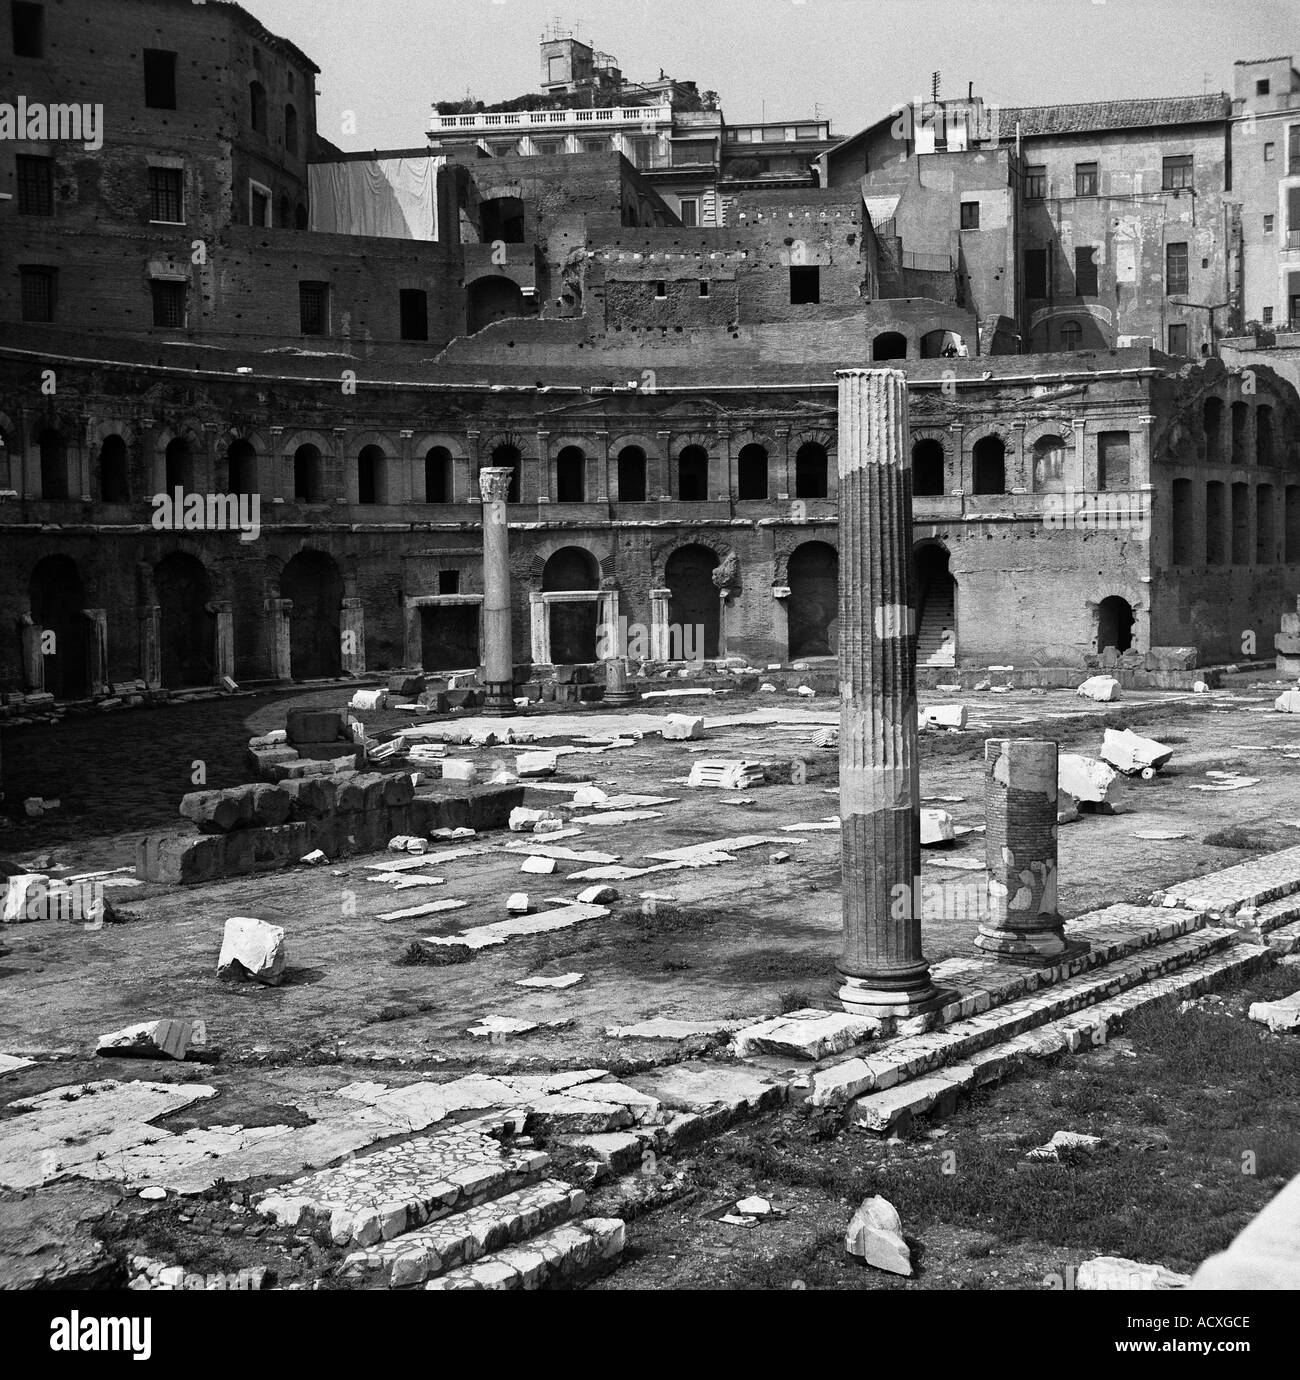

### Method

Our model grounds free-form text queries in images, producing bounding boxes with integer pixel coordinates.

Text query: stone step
[738,903,1207,1065]
[847,941,1272,1133]
[342,1179,588,1288]
[424,1217,626,1291]
[254,1118,549,1248]
[809,924,1237,1108]
[1154,844,1300,917]
[1267,917,1300,955]
[1238,893,1300,938]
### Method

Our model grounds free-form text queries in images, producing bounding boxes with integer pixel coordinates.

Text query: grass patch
[395,941,469,967]
[1202,827,1271,850]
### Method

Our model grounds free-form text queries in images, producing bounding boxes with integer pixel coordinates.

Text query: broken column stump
[976,738,1087,965]
[479,467,519,716]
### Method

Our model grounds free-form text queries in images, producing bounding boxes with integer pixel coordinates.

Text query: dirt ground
[1,675,1298,1287]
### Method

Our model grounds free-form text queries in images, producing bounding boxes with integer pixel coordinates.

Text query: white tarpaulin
[309,155,444,241]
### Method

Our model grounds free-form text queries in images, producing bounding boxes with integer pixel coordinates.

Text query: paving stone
[733,1008,876,1061]
[606,1017,746,1041]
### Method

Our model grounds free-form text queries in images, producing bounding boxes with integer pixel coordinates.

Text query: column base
[837,975,953,1020]
[974,926,1090,967]
[603,691,638,707]
[481,681,521,717]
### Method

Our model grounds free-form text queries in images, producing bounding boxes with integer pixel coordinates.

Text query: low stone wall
[135,779,525,884]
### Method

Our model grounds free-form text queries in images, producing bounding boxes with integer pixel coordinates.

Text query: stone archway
[1097,595,1135,654]
[665,544,720,660]
[467,277,526,334]
[542,546,600,664]
[29,554,88,699]
[282,550,343,680]
[787,541,838,658]
[915,543,957,666]
[155,552,212,688]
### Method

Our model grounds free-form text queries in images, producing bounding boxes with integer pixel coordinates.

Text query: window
[1060,320,1081,351]
[143,50,177,110]
[1166,242,1189,296]
[1074,161,1098,197]
[284,104,299,156]
[556,446,585,503]
[1098,431,1131,491]
[493,140,522,157]
[148,166,184,223]
[399,288,428,341]
[1024,247,1048,298]
[11,1,43,57]
[654,280,667,299]
[1024,164,1047,199]
[1264,306,1274,325]
[438,570,460,594]
[678,197,700,227]
[1074,245,1098,297]
[1265,214,1275,234]
[426,447,452,503]
[579,137,608,154]
[1162,154,1193,190]
[1264,142,1276,162]
[1167,323,1189,355]
[547,55,566,83]
[960,200,980,230]
[699,280,710,297]
[250,182,271,227]
[678,445,709,501]
[737,444,769,500]
[19,265,55,321]
[1258,78,1271,96]
[671,140,714,165]
[249,82,267,134]
[790,265,820,304]
[533,137,564,156]
[795,125,821,140]
[617,446,646,502]
[299,281,329,335]
[151,280,187,328]
[1291,127,1300,173]
[16,154,53,215]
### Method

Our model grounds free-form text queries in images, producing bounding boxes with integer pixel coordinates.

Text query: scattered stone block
[845,1196,912,1276]
[661,715,705,740]
[920,704,967,730]
[1100,728,1174,776]
[1145,646,1197,672]
[736,1196,771,1217]
[2,873,50,923]
[1026,1130,1103,1161]
[1275,691,1300,714]
[286,709,346,745]
[441,760,478,783]
[96,1019,206,1061]
[688,760,765,789]
[179,789,252,834]
[572,786,609,808]
[348,690,387,712]
[509,807,562,833]
[1247,991,1300,1032]
[1076,1256,1190,1290]
[300,850,328,866]
[1058,753,1119,806]
[507,893,530,915]
[217,917,286,986]
[576,885,619,904]
[919,808,955,846]
[516,751,558,777]
[520,856,557,875]
[1077,675,1120,702]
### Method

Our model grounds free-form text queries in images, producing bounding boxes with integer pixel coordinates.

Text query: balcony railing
[1287,229,1300,251]
[430,104,671,135]
[901,250,954,272]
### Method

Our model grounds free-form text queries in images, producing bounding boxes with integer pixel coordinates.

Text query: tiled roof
[997,94,1229,138]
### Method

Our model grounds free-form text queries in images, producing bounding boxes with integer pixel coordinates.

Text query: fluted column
[836,368,939,1018]
[340,597,366,674]
[977,739,1086,965]
[480,466,519,715]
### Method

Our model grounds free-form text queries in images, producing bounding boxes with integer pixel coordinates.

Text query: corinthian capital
[478,466,514,504]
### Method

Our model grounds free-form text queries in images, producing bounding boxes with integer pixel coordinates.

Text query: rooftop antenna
[931,71,941,103]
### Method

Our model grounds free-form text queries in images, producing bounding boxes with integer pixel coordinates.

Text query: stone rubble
[845,1196,912,1276]
[216,917,287,987]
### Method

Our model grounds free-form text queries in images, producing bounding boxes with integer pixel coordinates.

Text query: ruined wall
[1018,121,1231,353]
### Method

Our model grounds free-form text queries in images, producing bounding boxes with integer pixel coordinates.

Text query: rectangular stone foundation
[136,782,525,884]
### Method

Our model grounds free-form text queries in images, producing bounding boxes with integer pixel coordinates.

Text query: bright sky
[245,0,1299,152]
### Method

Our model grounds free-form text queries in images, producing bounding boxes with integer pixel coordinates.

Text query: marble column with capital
[480,466,519,714]
[836,368,941,1019]
[341,597,366,675]
[81,608,109,696]
[206,600,234,686]
[265,598,293,682]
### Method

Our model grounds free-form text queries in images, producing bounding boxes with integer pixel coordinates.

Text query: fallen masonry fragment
[845,1196,912,1276]
[216,917,286,987]
[97,1020,206,1061]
